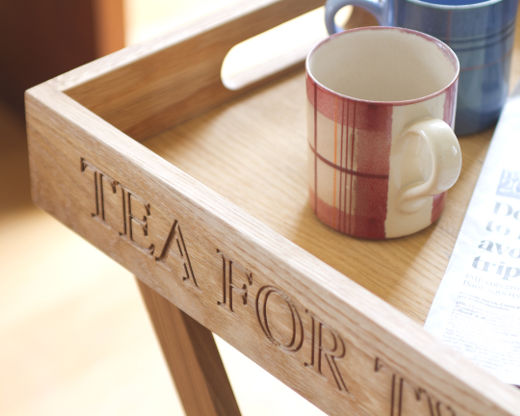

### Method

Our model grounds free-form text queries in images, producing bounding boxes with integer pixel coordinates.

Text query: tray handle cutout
[221,8,326,91]
[220,6,377,91]
[62,1,377,141]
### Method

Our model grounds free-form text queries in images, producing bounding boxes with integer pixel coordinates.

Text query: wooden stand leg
[136,279,241,416]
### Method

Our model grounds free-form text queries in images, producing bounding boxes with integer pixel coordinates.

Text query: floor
[0,1,324,415]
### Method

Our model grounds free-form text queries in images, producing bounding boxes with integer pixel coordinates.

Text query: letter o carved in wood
[256,285,304,352]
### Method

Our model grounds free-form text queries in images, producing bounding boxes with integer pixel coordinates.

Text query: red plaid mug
[306,26,462,239]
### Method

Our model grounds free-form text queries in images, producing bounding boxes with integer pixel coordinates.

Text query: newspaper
[424,82,520,385]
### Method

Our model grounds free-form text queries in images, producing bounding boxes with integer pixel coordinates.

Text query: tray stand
[25,1,520,415]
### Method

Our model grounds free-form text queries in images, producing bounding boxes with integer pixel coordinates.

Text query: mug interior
[307,27,459,102]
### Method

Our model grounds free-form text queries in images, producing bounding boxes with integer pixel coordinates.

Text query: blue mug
[325,0,519,135]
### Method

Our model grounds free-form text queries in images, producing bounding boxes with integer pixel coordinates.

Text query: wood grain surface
[144,69,492,324]
[25,1,520,415]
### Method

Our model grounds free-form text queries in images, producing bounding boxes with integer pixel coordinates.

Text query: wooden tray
[25,1,520,414]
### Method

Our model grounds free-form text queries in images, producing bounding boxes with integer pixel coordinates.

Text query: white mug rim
[306,26,460,106]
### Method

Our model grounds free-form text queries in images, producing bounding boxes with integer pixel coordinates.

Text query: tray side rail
[26,0,520,414]
[25,80,520,416]
[53,0,325,141]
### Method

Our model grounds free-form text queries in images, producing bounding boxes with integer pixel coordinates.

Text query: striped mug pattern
[306,27,462,239]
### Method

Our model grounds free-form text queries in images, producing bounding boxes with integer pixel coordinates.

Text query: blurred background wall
[0,1,124,111]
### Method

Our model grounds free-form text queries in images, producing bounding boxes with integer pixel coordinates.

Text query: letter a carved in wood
[154,220,198,288]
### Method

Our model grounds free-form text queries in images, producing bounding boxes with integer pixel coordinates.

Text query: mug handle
[325,0,386,34]
[396,118,462,214]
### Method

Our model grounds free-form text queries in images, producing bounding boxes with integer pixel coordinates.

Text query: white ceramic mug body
[306,27,461,239]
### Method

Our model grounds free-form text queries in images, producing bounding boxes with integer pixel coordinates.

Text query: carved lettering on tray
[256,285,304,352]
[217,249,253,311]
[375,358,457,416]
[214,250,348,393]
[305,310,348,392]
[81,158,152,253]
[155,220,198,288]
[254,282,349,393]
[80,158,101,218]
[80,158,461,414]
[81,158,198,288]
[126,192,153,254]
[415,388,456,416]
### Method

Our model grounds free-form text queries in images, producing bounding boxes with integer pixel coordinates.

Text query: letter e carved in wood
[216,249,253,311]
